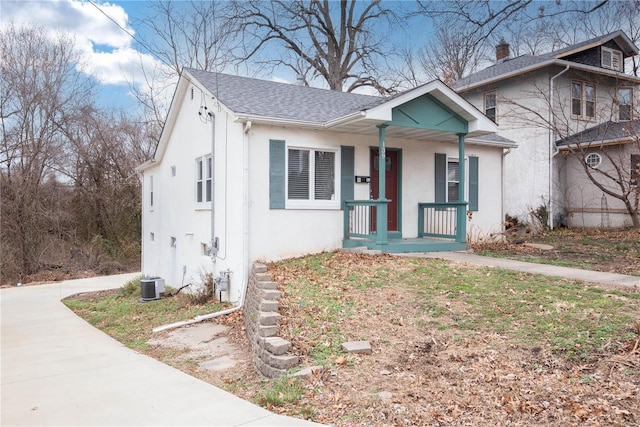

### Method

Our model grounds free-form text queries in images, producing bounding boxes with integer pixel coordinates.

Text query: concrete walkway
[0,273,323,427]
[398,251,640,288]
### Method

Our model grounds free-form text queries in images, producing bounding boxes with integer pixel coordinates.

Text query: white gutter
[153,120,253,333]
[548,64,571,230]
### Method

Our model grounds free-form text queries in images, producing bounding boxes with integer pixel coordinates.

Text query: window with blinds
[447,160,460,202]
[287,148,336,202]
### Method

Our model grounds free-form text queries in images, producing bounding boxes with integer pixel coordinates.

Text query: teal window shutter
[435,153,446,203]
[341,146,354,207]
[469,156,479,211]
[269,140,285,209]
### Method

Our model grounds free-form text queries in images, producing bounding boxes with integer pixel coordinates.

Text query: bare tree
[0,24,96,280]
[419,24,485,86]
[130,0,236,134]
[228,0,399,93]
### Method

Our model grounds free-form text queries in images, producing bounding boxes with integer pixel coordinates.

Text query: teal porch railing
[343,200,390,240]
[417,202,467,241]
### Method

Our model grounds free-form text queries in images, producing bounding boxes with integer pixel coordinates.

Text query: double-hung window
[618,87,633,121]
[484,91,497,123]
[447,159,460,202]
[602,47,623,71]
[287,147,337,206]
[196,156,212,203]
[632,154,640,187]
[571,81,596,119]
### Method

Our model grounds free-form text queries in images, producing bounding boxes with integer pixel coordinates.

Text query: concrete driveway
[1,273,322,426]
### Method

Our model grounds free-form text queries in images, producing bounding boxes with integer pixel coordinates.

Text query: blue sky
[1,0,174,112]
[1,0,426,113]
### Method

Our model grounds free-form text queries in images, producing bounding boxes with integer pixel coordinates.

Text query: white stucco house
[454,30,640,228]
[137,69,515,301]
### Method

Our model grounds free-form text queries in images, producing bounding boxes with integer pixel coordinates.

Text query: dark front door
[370,149,399,232]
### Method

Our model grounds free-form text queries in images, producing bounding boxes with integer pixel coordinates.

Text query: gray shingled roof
[185,68,384,123]
[452,55,550,90]
[546,30,637,58]
[453,30,638,91]
[556,120,640,146]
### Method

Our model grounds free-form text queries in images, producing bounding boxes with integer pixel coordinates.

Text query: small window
[618,88,633,121]
[149,175,154,207]
[585,153,602,168]
[571,80,596,119]
[447,159,460,202]
[201,243,210,256]
[196,156,212,203]
[602,46,623,71]
[170,237,176,248]
[171,166,176,177]
[150,232,155,242]
[631,154,640,187]
[484,91,497,123]
[287,148,336,204]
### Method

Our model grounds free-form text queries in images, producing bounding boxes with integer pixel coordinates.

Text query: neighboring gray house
[454,30,640,228]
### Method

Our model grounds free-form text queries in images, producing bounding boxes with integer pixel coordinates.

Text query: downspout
[502,147,512,228]
[208,112,218,259]
[153,119,253,333]
[549,64,570,229]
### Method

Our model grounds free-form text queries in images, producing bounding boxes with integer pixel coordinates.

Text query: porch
[342,200,468,253]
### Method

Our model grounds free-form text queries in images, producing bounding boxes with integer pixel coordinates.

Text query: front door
[370,149,399,232]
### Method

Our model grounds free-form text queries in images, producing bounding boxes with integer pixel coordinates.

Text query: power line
[87,0,172,70]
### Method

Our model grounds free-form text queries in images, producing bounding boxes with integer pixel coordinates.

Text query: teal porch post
[376,124,388,245]
[457,133,467,243]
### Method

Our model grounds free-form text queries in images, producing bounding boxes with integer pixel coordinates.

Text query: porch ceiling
[328,119,476,143]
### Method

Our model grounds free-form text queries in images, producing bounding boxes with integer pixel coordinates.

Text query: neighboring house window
[601,47,623,71]
[484,91,497,123]
[571,81,596,119]
[149,175,154,208]
[150,232,155,242]
[287,147,337,203]
[171,165,176,177]
[196,156,212,203]
[618,87,633,121]
[585,153,602,168]
[170,237,176,248]
[632,154,640,187]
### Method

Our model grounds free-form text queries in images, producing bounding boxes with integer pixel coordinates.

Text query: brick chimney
[496,38,510,61]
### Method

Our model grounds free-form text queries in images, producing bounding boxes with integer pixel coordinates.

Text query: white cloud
[1,0,167,89]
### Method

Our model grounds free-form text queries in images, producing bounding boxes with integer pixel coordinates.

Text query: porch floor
[342,236,466,253]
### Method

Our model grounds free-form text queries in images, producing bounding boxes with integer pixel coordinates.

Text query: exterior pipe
[209,112,217,260]
[153,120,253,334]
[548,65,570,229]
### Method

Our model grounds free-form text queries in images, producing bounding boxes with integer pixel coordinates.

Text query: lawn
[64,234,640,427]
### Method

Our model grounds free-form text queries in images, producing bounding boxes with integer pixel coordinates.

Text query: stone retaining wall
[244,263,298,378]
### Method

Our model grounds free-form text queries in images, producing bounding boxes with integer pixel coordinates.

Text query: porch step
[339,247,383,255]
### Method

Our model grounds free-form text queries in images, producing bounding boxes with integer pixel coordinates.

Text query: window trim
[195,155,213,204]
[601,46,623,71]
[631,154,640,187]
[571,80,596,120]
[483,90,497,123]
[617,87,633,121]
[285,145,340,209]
[585,153,602,169]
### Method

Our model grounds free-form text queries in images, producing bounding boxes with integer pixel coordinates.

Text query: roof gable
[390,94,467,134]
